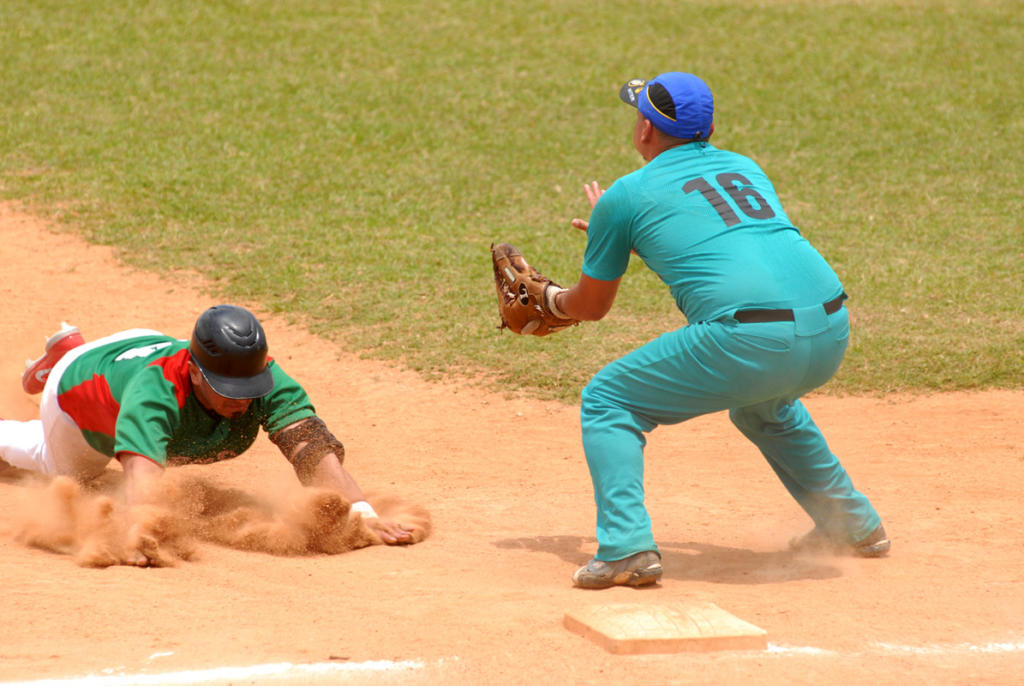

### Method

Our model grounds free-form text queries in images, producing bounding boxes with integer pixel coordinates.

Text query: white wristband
[350,500,378,518]
[545,286,570,320]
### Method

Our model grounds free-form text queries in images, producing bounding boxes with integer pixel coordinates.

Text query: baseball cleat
[572,550,663,589]
[22,322,86,395]
[789,524,891,558]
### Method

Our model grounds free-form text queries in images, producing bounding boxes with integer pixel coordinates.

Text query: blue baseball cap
[619,72,714,140]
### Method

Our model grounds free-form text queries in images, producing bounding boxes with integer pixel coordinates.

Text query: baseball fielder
[492,72,888,589]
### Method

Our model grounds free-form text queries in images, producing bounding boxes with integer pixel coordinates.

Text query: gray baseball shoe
[572,550,663,589]
[789,524,891,558]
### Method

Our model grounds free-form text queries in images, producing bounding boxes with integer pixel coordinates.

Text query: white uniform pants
[0,329,161,480]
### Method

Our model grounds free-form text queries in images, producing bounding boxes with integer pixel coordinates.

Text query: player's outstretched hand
[571,181,606,232]
[583,180,605,207]
[571,180,636,256]
[366,516,415,545]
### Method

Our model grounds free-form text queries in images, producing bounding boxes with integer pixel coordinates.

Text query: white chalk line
[765,640,1024,658]
[872,641,1024,656]
[3,642,1022,685]
[0,658,451,686]
[766,643,835,655]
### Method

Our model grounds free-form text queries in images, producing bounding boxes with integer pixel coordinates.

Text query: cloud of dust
[7,473,431,568]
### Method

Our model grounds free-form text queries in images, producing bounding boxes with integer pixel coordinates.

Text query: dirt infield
[1,203,1022,685]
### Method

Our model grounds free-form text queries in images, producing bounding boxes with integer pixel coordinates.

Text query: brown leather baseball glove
[490,242,579,336]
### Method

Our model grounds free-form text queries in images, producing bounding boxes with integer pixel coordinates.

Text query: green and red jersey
[56,334,315,467]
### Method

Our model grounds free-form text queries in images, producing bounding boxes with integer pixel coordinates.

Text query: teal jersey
[56,334,315,466]
[582,143,843,323]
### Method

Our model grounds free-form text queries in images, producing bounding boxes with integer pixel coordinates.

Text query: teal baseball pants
[580,306,881,561]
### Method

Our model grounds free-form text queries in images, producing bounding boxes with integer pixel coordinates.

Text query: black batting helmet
[188,305,274,399]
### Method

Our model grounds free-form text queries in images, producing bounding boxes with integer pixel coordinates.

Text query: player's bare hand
[583,180,605,207]
[571,181,606,232]
[126,519,173,567]
[126,530,157,567]
[366,517,415,545]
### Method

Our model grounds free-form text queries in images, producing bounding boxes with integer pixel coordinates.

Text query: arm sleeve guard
[269,416,345,485]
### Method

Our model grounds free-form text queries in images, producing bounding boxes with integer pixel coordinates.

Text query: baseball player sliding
[492,72,888,589]
[0,305,417,564]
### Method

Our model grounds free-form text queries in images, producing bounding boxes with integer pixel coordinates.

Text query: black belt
[733,293,847,324]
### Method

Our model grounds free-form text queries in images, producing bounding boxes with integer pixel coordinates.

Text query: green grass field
[1,0,1021,401]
